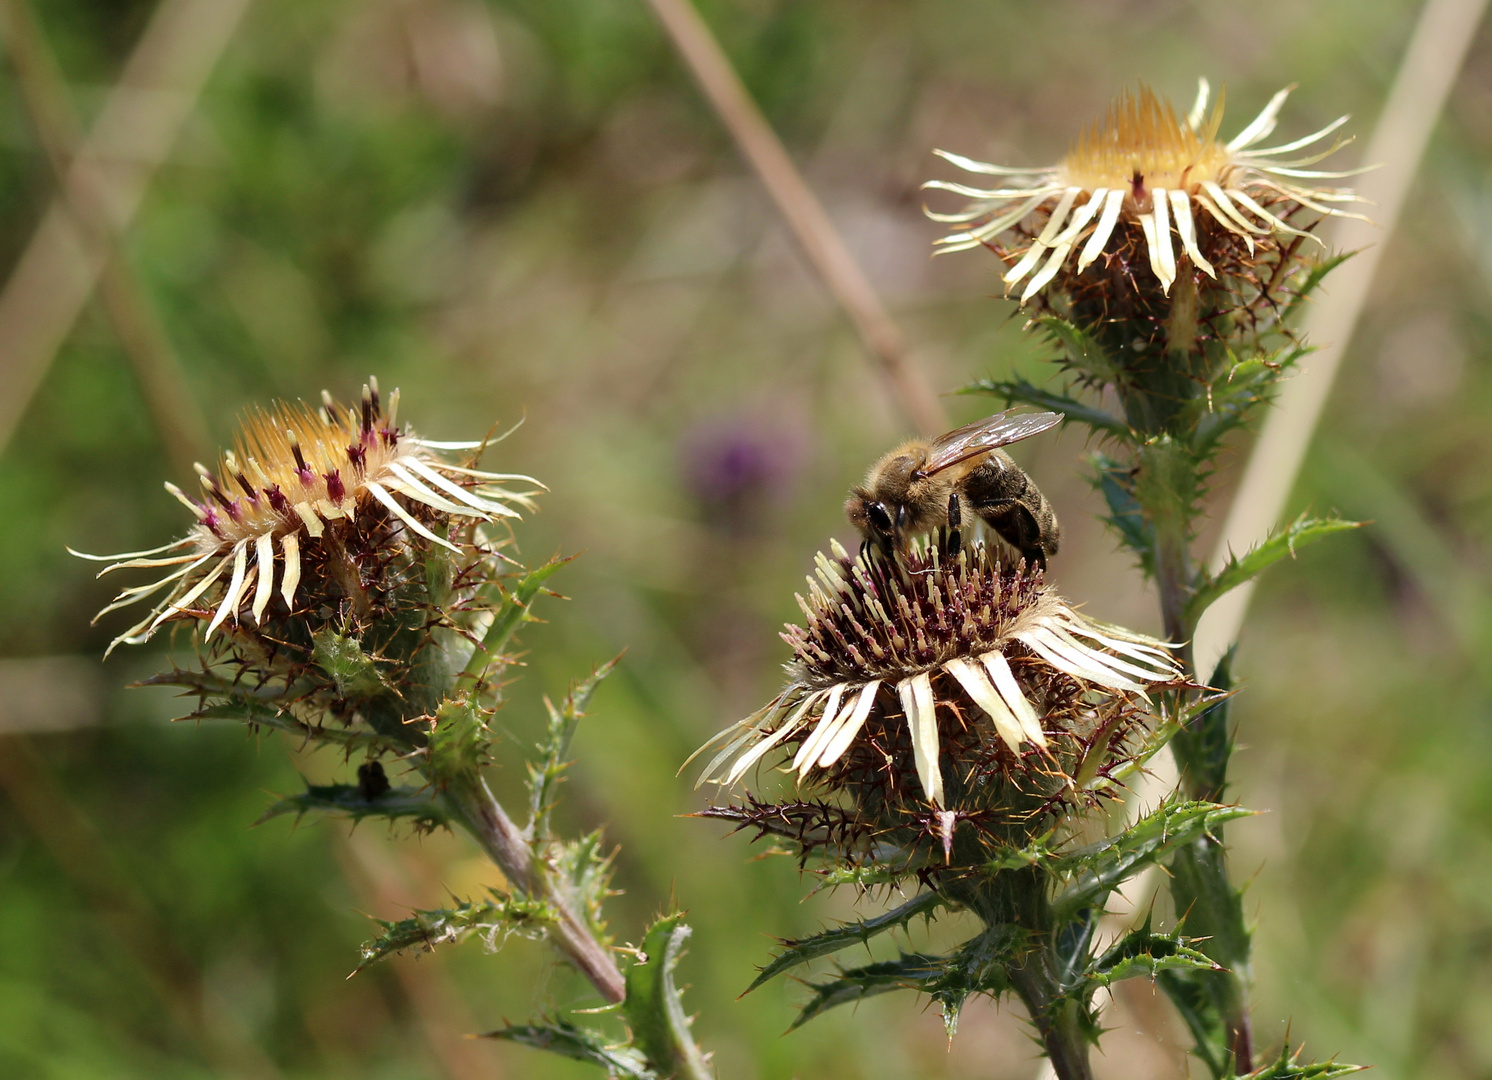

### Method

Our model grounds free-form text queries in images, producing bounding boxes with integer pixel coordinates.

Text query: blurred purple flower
[679,413,803,533]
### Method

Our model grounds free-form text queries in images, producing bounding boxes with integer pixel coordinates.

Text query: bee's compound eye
[867,502,893,532]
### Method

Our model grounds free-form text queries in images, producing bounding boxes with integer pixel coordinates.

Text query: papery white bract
[925,81,1370,301]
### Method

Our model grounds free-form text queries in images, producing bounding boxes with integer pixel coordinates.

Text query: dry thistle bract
[925,80,1368,304]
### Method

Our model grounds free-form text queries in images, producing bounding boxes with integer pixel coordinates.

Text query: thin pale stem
[0,0,251,457]
[0,0,210,475]
[441,773,626,1004]
[1195,0,1492,676]
[641,0,947,436]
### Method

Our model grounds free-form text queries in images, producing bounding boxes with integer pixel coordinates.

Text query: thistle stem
[959,869,1093,1080]
[442,774,627,1004]
[1150,489,1253,1074]
[1007,961,1093,1080]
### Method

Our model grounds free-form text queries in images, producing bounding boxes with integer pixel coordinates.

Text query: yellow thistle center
[1058,86,1230,203]
[193,392,405,546]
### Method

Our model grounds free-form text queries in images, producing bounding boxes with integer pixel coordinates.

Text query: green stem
[1007,961,1094,1080]
[1151,516,1254,1075]
[960,870,1093,1080]
[441,773,627,1004]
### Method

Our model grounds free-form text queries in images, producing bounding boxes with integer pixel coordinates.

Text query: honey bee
[845,410,1063,567]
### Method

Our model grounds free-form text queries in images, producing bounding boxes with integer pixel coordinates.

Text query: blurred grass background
[0,0,1489,1077]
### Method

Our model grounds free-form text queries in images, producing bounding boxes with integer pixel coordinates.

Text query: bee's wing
[920,411,1063,476]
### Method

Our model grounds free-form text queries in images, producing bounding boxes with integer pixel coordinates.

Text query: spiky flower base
[697,540,1180,864]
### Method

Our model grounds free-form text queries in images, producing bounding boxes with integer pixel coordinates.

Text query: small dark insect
[357,760,391,800]
[845,410,1063,567]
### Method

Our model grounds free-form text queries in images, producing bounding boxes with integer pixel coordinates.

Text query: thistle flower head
[697,540,1181,862]
[75,379,538,655]
[925,80,1368,303]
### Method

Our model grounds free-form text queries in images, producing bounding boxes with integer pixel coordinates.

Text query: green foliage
[1280,250,1358,325]
[744,890,946,993]
[185,693,390,753]
[1182,347,1303,462]
[1187,514,1364,624]
[462,555,573,679]
[1085,920,1220,989]
[552,830,617,941]
[791,924,1023,1034]
[1135,436,1201,537]
[425,694,492,787]
[622,914,712,1080]
[484,1020,655,1079]
[1049,801,1253,923]
[1157,967,1232,1078]
[356,893,558,971]
[529,657,621,837]
[1235,1043,1365,1079]
[812,863,921,892]
[1035,315,1121,384]
[1162,834,1254,1079]
[255,781,447,829]
[1172,649,1238,804]
[1091,452,1156,574]
[312,629,391,700]
[963,377,1127,436]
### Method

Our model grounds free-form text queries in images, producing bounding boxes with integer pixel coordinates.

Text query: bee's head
[845,489,902,546]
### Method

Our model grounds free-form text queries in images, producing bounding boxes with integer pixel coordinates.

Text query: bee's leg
[945,492,962,556]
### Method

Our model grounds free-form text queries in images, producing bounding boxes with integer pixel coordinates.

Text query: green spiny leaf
[789,953,947,1030]
[529,656,622,835]
[1051,801,1253,923]
[1186,514,1363,624]
[1086,922,1221,989]
[623,914,712,1080]
[356,893,557,971]
[312,630,390,700]
[790,926,1022,1034]
[552,830,616,941]
[1185,347,1302,460]
[1171,648,1236,804]
[962,377,1127,437]
[1235,1042,1365,1079]
[1168,835,1251,970]
[426,694,492,786]
[1135,436,1200,536]
[926,924,1020,1036]
[1156,968,1229,1078]
[483,1020,655,1078]
[812,863,922,892]
[462,555,573,679]
[744,891,946,994]
[1090,453,1154,575]
[138,667,303,700]
[1280,249,1357,326]
[983,828,1062,874]
[1035,314,1120,382]
[187,696,389,753]
[256,782,447,828]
